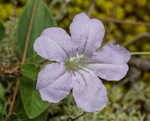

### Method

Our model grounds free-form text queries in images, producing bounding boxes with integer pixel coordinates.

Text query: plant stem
[99,17,150,26]
[88,0,98,16]
[6,0,38,120]
[131,52,150,55]
[123,32,150,47]
[5,79,20,121]
[21,0,38,64]
[66,112,86,121]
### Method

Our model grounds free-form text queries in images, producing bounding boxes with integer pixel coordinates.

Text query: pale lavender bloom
[34,13,131,112]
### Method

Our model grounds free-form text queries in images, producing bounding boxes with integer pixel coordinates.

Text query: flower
[34,13,131,112]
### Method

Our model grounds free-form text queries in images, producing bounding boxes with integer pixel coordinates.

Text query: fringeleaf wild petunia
[34,13,131,112]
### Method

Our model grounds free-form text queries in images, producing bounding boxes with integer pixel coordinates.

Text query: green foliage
[17,1,57,117]
[11,98,48,121]
[0,20,5,41]
[17,0,56,58]
[0,17,18,67]
[0,0,150,121]
[20,64,49,119]
[0,83,5,120]
[20,76,49,119]
[22,64,38,81]
[52,0,150,52]
[0,83,4,99]
[0,99,5,121]
[46,82,150,121]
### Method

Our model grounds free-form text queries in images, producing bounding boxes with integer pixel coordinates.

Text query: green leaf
[0,83,5,120]
[0,99,5,120]
[17,0,56,58]
[0,83,4,99]
[20,76,49,119]
[22,64,38,81]
[0,20,5,41]
[11,97,48,121]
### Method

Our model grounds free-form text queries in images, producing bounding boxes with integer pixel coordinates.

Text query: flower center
[65,54,88,72]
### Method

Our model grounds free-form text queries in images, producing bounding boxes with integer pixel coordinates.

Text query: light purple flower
[34,13,131,112]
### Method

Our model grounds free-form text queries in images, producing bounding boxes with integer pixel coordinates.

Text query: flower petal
[88,64,129,81]
[38,71,72,103]
[41,27,76,57]
[34,27,74,62]
[36,63,66,90]
[84,19,105,55]
[88,44,130,81]
[70,13,105,55]
[72,70,108,112]
[70,13,90,44]
[92,44,131,64]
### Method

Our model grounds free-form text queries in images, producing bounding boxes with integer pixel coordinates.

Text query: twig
[106,6,115,35]
[55,0,71,20]
[66,112,86,121]
[21,0,38,64]
[102,5,115,44]
[99,17,150,26]
[123,32,150,47]
[49,0,60,9]
[6,0,38,120]
[0,66,21,79]
[88,0,98,16]
[5,79,20,121]
[0,66,20,75]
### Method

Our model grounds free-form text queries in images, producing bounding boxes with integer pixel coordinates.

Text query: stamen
[65,54,88,72]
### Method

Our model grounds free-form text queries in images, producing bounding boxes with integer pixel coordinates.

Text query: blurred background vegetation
[0,0,150,121]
